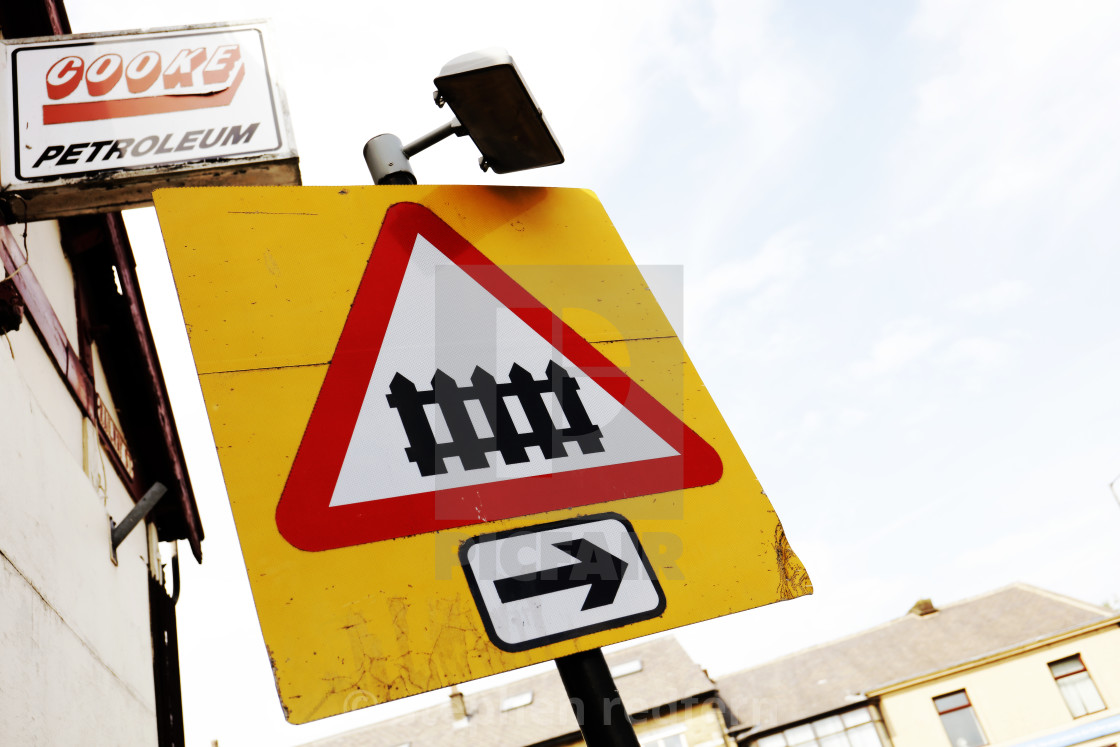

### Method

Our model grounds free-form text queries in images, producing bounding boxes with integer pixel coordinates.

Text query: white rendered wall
[0,221,158,745]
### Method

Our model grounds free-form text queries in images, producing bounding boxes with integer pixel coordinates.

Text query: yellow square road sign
[154,185,811,724]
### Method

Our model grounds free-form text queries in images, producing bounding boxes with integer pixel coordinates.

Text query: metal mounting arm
[364,118,467,186]
[403,117,466,158]
[110,482,167,565]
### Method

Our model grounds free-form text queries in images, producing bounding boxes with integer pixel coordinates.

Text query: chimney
[450,685,468,724]
[909,598,938,616]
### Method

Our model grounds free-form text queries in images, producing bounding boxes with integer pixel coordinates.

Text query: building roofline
[720,583,1111,681]
[521,690,722,747]
[1004,582,1115,616]
[866,614,1120,696]
[304,687,722,747]
[301,636,717,747]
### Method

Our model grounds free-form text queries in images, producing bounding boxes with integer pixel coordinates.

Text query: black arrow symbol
[493,539,629,611]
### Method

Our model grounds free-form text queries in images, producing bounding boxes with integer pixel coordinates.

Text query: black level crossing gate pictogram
[387,362,605,476]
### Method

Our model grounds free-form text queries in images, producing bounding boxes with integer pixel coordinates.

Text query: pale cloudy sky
[59,1,1120,745]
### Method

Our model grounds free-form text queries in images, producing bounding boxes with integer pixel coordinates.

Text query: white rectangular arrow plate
[460,513,666,652]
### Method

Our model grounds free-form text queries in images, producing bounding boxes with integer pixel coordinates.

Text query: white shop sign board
[0,22,299,220]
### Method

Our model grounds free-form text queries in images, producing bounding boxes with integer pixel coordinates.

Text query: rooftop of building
[301,635,717,747]
[718,583,1117,736]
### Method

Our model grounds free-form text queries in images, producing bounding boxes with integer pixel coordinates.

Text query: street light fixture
[363,48,564,185]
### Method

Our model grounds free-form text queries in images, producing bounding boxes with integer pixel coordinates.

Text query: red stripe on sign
[274,202,724,552]
[42,62,245,125]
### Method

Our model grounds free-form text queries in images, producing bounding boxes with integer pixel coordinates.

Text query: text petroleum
[32,122,260,169]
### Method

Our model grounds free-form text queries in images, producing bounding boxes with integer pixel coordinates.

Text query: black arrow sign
[493,539,629,611]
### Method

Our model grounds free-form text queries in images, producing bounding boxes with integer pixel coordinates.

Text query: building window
[642,736,686,747]
[933,690,987,747]
[499,691,533,711]
[640,724,688,747]
[1049,654,1106,718]
[752,706,888,747]
[610,658,644,678]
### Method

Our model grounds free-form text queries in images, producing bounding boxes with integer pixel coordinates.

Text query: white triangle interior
[329,235,678,507]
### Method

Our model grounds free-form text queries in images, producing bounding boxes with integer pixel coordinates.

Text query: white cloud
[941,336,1010,375]
[952,280,1031,314]
[895,0,1120,219]
[690,226,808,322]
[851,319,945,379]
[618,0,835,265]
[851,322,1010,386]
[663,0,831,161]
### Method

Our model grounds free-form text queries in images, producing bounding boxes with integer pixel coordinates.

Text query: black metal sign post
[556,648,642,747]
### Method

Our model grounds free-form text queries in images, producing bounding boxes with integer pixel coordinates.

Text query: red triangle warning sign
[276,203,722,551]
